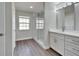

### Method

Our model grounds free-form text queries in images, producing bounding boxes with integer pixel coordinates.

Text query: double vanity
[49,29,79,56]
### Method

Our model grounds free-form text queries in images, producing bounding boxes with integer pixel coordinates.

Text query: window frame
[36,18,44,29]
[19,16,30,30]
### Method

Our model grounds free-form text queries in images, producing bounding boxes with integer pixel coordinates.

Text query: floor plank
[14,39,60,56]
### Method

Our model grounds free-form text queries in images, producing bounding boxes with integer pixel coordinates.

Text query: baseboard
[34,38,50,49]
[16,37,33,41]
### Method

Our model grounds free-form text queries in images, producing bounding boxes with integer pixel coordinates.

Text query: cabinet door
[55,34,64,55]
[50,33,56,50]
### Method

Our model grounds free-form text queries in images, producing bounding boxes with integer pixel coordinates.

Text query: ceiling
[15,2,44,13]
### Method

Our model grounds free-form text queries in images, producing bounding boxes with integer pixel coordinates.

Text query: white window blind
[19,16,30,30]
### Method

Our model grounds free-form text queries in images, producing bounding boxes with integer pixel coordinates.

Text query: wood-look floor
[14,39,60,56]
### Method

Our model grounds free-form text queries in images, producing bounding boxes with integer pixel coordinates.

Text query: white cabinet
[50,32,64,55]
[50,31,79,56]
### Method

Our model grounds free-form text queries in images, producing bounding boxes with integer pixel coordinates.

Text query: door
[0,2,5,56]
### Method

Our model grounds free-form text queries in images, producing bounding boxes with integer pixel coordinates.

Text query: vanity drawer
[65,36,79,47]
[65,42,79,56]
[65,39,79,46]
[65,49,77,56]
[65,36,79,42]
[65,41,79,49]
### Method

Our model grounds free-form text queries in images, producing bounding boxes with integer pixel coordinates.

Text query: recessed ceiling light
[30,6,33,8]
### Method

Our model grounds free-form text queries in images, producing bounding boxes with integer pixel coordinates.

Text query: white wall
[15,10,37,41]
[44,2,56,49]
[31,14,37,40]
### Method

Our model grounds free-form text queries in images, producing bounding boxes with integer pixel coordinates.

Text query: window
[19,16,30,30]
[36,18,44,29]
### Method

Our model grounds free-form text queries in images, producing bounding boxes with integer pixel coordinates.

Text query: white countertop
[49,29,79,37]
